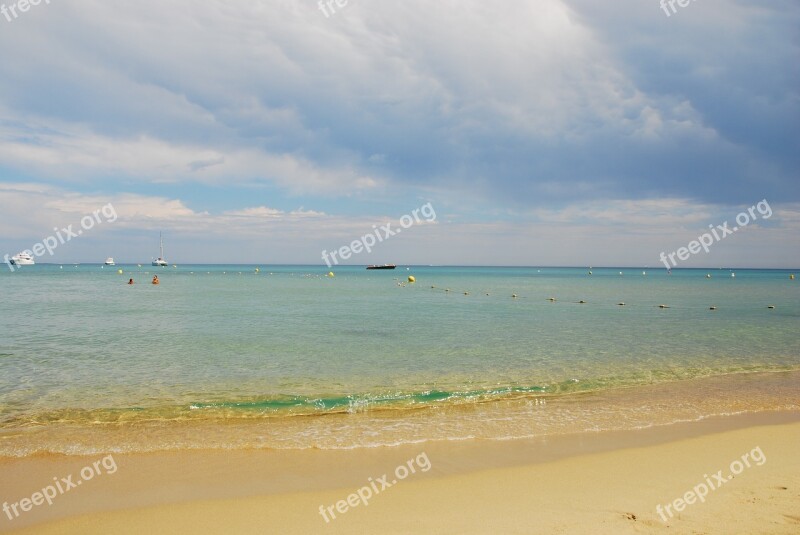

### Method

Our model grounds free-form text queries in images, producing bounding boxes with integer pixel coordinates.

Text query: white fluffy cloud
[1,183,797,267]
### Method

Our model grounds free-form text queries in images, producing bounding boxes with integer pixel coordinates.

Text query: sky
[0,0,798,267]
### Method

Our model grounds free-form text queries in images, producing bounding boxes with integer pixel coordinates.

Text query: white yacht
[104,257,115,266]
[10,252,35,266]
[152,232,168,267]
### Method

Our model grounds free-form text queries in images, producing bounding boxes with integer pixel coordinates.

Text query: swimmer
[128,278,134,285]
[152,275,159,285]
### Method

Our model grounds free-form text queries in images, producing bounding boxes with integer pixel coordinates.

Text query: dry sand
[2,412,799,534]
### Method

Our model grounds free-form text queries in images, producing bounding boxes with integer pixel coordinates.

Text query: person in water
[128,278,134,285]
[152,275,159,285]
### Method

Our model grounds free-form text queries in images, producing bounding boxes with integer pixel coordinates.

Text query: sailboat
[151,232,168,267]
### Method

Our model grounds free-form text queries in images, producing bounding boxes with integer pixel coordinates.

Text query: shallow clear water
[1,264,798,455]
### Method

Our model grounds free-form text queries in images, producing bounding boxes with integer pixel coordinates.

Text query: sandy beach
[3,412,798,534]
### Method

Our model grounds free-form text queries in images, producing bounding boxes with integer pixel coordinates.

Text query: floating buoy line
[412,283,783,312]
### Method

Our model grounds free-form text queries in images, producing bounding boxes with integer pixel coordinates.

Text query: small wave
[185,386,550,416]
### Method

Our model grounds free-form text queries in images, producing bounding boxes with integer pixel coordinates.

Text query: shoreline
[3,369,799,457]
[3,410,799,534]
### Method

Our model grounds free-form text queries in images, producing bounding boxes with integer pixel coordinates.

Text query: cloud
[188,156,226,172]
[1,183,797,267]
[0,0,795,209]
[0,118,381,194]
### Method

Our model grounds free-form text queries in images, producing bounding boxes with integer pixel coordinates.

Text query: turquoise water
[1,265,798,454]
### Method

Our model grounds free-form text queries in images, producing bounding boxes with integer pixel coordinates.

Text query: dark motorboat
[366,264,397,270]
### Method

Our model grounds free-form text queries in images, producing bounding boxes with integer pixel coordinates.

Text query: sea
[1,264,798,456]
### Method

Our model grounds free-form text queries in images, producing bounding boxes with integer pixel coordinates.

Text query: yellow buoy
[117,269,123,274]
[791,274,795,280]
[328,272,334,277]
[408,276,415,283]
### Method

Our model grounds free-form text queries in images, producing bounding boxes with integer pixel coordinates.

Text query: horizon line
[16,263,800,271]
